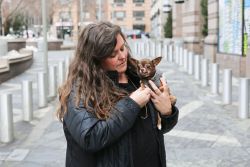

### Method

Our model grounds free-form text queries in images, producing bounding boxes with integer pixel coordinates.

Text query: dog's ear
[152,57,162,66]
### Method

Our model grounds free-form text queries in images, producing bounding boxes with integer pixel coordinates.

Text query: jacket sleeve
[160,105,179,134]
[64,96,141,153]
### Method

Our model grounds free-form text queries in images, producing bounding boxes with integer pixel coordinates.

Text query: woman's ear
[152,57,162,66]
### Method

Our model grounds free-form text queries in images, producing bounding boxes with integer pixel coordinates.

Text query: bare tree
[0,0,4,35]
[1,0,37,35]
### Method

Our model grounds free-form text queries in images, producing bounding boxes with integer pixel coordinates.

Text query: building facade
[171,0,250,77]
[107,0,151,34]
[172,0,203,53]
[150,0,171,38]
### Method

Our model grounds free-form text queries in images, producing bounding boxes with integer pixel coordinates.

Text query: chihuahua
[129,56,177,130]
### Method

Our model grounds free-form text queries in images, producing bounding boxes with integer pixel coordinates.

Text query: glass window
[133,11,145,17]
[133,0,144,3]
[114,11,126,18]
[114,0,125,3]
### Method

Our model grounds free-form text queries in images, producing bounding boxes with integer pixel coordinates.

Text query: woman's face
[101,34,128,74]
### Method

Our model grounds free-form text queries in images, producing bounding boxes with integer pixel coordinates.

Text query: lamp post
[98,0,102,21]
[80,0,83,28]
[41,0,48,74]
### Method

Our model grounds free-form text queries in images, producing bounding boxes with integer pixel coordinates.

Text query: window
[114,11,126,18]
[133,11,145,18]
[133,0,144,3]
[114,0,125,3]
[59,0,71,4]
[133,24,145,32]
[60,12,71,22]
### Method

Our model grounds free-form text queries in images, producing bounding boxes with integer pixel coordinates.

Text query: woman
[57,21,179,167]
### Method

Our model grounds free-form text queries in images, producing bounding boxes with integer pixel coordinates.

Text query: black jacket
[63,71,179,167]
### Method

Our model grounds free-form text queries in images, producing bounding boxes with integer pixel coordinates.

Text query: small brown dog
[129,56,177,130]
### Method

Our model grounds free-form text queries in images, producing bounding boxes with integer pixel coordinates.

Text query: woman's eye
[109,54,116,58]
[120,46,124,51]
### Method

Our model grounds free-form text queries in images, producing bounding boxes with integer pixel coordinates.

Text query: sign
[245,0,250,51]
[218,0,243,55]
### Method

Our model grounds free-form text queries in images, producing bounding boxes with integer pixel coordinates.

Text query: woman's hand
[130,87,151,108]
[149,77,172,115]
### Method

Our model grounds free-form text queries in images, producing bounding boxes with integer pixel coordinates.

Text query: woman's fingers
[149,80,161,95]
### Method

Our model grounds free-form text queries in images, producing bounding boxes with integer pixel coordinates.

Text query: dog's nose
[140,68,147,73]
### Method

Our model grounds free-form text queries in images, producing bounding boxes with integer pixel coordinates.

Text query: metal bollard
[163,44,168,60]
[194,55,201,80]
[0,94,14,143]
[141,42,146,57]
[48,65,57,98]
[188,52,194,75]
[183,49,188,71]
[179,47,183,66]
[169,45,173,62]
[65,57,70,74]
[22,80,33,121]
[156,42,161,57]
[38,72,48,108]
[211,63,219,94]
[223,69,232,104]
[58,61,65,87]
[145,42,149,57]
[175,46,179,64]
[201,59,209,87]
[149,42,154,58]
[238,78,249,119]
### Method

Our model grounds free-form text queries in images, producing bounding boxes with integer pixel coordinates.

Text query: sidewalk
[0,50,73,166]
[160,62,250,166]
[0,51,250,166]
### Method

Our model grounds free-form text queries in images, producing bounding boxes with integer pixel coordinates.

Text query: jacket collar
[106,68,140,87]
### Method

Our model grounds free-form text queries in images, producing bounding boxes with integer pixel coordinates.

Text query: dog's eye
[145,64,151,68]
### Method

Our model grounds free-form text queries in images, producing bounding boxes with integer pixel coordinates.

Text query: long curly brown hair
[57,22,133,121]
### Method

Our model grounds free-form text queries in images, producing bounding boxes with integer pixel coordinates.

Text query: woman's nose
[118,51,126,59]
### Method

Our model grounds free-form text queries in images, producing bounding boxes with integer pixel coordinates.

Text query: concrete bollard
[22,80,33,121]
[223,69,232,104]
[38,72,48,108]
[211,63,219,94]
[201,58,209,87]
[188,52,194,75]
[238,78,249,119]
[194,55,201,80]
[58,61,65,87]
[48,65,57,98]
[0,93,14,143]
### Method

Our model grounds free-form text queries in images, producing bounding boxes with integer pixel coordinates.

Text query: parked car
[122,29,149,39]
